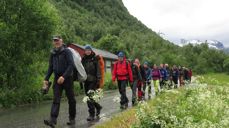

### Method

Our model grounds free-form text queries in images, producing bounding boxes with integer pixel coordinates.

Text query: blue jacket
[144,67,152,81]
[45,46,74,80]
[160,68,168,80]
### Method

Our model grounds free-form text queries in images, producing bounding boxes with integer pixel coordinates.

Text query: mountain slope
[50,0,179,62]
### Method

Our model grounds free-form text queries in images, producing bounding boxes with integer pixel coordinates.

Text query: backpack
[67,47,87,82]
[139,65,146,80]
[96,55,105,88]
[115,60,130,79]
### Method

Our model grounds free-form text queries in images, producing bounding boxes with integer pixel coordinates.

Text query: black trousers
[118,80,129,105]
[50,76,76,122]
[172,77,178,88]
[84,81,101,117]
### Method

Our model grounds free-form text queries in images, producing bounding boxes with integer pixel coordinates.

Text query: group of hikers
[42,35,192,128]
[112,52,192,108]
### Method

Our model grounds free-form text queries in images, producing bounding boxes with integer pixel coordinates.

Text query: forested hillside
[50,0,178,61]
[50,0,229,73]
[0,0,229,107]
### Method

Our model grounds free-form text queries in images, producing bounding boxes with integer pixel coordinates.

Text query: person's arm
[159,70,162,80]
[95,57,101,83]
[148,68,152,80]
[137,67,142,81]
[62,49,74,79]
[127,62,133,82]
[44,54,53,81]
[112,62,117,81]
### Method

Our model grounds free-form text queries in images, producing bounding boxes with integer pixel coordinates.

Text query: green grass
[96,73,229,128]
[96,109,137,128]
[103,73,117,90]
[198,73,229,86]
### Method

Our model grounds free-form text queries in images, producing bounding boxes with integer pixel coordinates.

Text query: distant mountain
[180,39,225,50]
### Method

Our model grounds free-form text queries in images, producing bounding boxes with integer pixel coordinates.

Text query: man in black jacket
[43,35,76,127]
[82,45,102,121]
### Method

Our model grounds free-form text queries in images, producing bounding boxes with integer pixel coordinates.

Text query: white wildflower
[82,96,89,103]
[113,96,120,103]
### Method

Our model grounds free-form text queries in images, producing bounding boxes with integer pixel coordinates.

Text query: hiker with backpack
[43,35,76,127]
[130,58,143,105]
[172,65,179,88]
[159,64,168,89]
[165,64,173,89]
[178,66,185,87]
[81,45,103,121]
[184,67,189,84]
[143,62,152,99]
[152,64,162,95]
[112,52,133,109]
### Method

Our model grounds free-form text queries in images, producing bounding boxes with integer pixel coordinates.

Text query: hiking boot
[87,116,95,121]
[44,119,56,128]
[96,106,102,117]
[67,119,75,125]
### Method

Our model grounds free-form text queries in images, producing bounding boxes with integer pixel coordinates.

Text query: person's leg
[175,77,179,88]
[173,77,177,88]
[156,80,160,94]
[142,81,147,99]
[117,80,123,106]
[120,80,128,108]
[147,81,152,99]
[137,81,143,100]
[159,80,163,89]
[50,81,63,123]
[131,80,137,105]
[85,81,96,118]
[64,77,76,122]
[181,76,184,86]
[161,80,165,89]
[170,77,173,89]
[153,80,158,95]
[90,82,102,117]
[94,102,102,116]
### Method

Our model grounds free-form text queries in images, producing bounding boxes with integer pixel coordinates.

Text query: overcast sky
[122,0,229,47]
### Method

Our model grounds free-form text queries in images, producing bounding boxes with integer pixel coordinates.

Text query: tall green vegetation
[0,0,60,107]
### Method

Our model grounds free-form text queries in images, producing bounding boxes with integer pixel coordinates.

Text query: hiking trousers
[118,80,129,106]
[84,81,102,117]
[152,80,160,95]
[50,76,76,122]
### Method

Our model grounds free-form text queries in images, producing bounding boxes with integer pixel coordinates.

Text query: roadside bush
[103,73,117,90]
[133,80,229,128]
